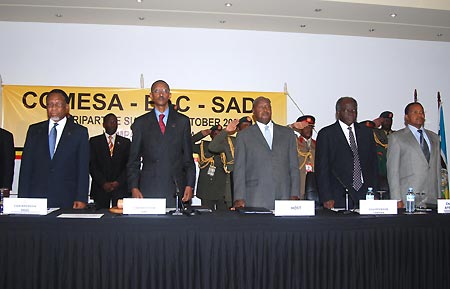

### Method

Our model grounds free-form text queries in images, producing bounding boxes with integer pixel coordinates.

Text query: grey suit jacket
[387,127,441,204]
[233,122,299,210]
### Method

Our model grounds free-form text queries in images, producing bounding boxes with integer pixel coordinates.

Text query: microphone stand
[333,170,356,214]
[170,177,184,216]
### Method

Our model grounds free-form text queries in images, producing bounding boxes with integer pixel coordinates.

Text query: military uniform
[295,115,317,199]
[192,126,230,210]
[373,111,395,197]
[208,117,253,204]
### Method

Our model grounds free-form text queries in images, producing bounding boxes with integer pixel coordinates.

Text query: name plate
[122,198,166,215]
[437,199,450,214]
[359,200,397,215]
[3,198,48,215]
[274,200,315,216]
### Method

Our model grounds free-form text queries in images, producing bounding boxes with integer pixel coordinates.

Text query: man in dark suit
[315,97,378,209]
[0,128,15,192]
[18,89,89,208]
[127,80,195,207]
[233,96,300,210]
[89,113,130,208]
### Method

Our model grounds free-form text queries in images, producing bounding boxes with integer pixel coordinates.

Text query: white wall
[2,21,450,195]
[1,21,450,133]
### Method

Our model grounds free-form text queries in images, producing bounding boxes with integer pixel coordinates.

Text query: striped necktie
[108,135,114,157]
[348,126,362,191]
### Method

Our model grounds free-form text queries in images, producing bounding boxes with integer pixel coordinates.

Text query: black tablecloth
[1,209,449,289]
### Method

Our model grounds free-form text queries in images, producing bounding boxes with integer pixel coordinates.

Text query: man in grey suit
[233,97,300,210]
[387,102,441,208]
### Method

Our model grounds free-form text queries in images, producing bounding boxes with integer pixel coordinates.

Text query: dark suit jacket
[315,121,378,208]
[0,128,15,189]
[89,134,131,206]
[127,107,195,207]
[18,119,90,208]
[233,123,300,210]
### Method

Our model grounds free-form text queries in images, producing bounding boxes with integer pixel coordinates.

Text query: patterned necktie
[418,129,430,163]
[264,125,272,149]
[108,135,114,157]
[348,126,362,191]
[49,122,58,159]
[159,114,166,135]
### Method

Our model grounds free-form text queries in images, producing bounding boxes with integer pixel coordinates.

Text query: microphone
[331,170,355,212]
[173,176,181,197]
[171,176,184,216]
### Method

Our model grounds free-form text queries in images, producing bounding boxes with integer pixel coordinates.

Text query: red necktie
[159,114,166,134]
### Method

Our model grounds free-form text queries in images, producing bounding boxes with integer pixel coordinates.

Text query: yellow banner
[1,85,287,147]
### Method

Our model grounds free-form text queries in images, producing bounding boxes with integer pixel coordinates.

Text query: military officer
[208,116,253,204]
[192,125,231,210]
[291,115,316,199]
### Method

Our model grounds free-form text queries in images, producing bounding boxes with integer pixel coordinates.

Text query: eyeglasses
[47,103,66,108]
[152,89,170,94]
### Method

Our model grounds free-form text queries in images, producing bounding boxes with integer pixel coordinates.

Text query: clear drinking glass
[416,191,427,210]
[377,190,386,200]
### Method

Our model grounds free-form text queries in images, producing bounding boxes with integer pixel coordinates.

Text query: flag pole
[438,91,449,198]
[140,74,144,88]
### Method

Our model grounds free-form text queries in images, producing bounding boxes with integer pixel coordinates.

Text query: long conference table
[1,208,450,289]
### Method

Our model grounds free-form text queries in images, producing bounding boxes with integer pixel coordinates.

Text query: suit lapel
[40,120,52,160]
[426,129,438,163]
[53,120,72,160]
[251,124,271,151]
[334,121,352,154]
[404,128,428,164]
[165,107,178,139]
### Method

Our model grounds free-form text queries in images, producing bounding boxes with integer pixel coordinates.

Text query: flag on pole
[438,92,449,199]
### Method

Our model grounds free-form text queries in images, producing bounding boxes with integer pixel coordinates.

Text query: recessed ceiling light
[314,8,322,12]
[138,17,145,21]
[390,13,397,18]
[219,20,226,24]
[437,33,443,37]
[55,14,63,18]
[225,3,232,7]
[137,0,143,3]
[369,28,375,32]
[300,25,306,28]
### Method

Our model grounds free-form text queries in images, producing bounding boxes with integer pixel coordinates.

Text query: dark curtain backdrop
[1,210,449,289]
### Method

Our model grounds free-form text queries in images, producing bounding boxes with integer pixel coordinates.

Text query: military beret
[379,111,393,119]
[210,125,222,132]
[360,120,376,129]
[296,115,315,125]
[238,116,253,125]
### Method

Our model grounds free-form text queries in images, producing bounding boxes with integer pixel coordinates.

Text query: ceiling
[1,0,450,42]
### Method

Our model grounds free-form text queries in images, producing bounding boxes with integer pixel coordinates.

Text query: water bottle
[405,187,415,213]
[0,190,3,214]
[366,187,375,200]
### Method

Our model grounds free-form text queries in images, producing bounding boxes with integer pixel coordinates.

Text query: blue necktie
[418,129,430,163]
[264,125,272,149]
[49,122,58,159]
